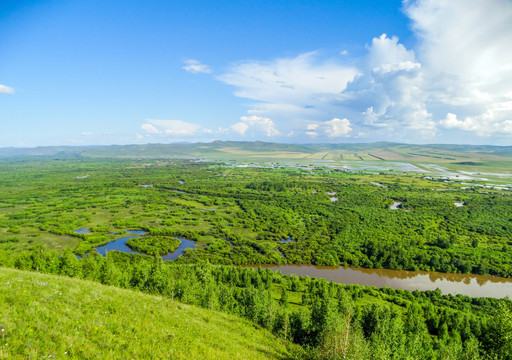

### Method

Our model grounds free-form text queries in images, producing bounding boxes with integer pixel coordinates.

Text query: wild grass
[0,267,295,360]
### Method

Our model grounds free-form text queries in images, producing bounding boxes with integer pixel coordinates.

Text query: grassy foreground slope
[0,267,294,360]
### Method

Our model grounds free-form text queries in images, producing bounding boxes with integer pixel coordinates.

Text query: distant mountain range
[1,141,512,163]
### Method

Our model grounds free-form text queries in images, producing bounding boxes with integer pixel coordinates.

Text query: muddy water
[245,264,512,298]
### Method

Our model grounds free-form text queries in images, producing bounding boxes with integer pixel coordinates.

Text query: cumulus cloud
[230,116,280,137]
[213,0,512,142]
[0,84,14,94]
[230,122,249,135]
[440,111,512,135]
[367,33,416,71]
[403,0,512,138]
[182,59,212,74]
[342,33,436,137]
[306,118,352,138]
[218,52,359,139]
[216,33,439,141]
[341,0,512,140]
[324,118,352,137]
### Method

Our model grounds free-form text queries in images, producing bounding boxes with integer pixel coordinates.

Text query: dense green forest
[1,157,512,358]
[2,250,511,359]
[1,158,511,276]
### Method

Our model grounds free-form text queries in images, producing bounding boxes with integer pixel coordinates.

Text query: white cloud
[141,123,161,134]
[230,122,249,135]
[211,0,512,142]
[140,116,281,140]
[0,84,14,94]
[141,119,209,136]
[403,0,512,137]
[307,118,352,138]
[362,107,388,128]
[324,118,352,138]
[367,33,416,69]
[217,34,437,141]
[372,60,421,76]
[218,52,359,138]
[81,132,93,136]
[440,113,472,130]
[343,33,435,137]
[440,111,512,135]
[182,59,212,74]
[237,116,280,137]
[219,52,358,103]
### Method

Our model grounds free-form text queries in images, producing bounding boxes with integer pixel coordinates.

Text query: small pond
[390,201,402,210]
[74,228,91,234]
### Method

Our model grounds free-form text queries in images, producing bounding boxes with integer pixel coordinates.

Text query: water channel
[77,230,512,298]
[87,230,195,260]
[244,264,512,299]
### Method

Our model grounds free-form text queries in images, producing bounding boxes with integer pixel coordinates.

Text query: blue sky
[1,0,512,147]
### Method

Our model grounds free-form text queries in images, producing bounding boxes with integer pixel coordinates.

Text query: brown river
[244,264,512,299]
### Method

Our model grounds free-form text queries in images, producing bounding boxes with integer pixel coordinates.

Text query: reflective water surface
[94,231,195,260]
[245,264,512,298]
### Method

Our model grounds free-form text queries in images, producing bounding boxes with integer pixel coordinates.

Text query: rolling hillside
[0,267,295,359]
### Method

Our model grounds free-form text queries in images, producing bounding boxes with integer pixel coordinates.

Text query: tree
[280,286,289,307]
[482,303,512,359]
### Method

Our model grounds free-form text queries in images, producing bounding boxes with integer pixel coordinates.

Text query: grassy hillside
[0,267,295,360]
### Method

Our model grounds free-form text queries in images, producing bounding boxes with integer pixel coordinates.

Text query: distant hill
[0,267,293,359]
[1,141,512,165]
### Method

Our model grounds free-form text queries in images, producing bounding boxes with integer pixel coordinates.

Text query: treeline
[3,248,511,359]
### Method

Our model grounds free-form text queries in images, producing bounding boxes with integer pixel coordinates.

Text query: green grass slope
[0,267,295,360]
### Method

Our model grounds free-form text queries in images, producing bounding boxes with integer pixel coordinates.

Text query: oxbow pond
[77,230,196,260]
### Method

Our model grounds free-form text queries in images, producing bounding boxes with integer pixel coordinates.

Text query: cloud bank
[148,0,512,143]
[215,0,512,142]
